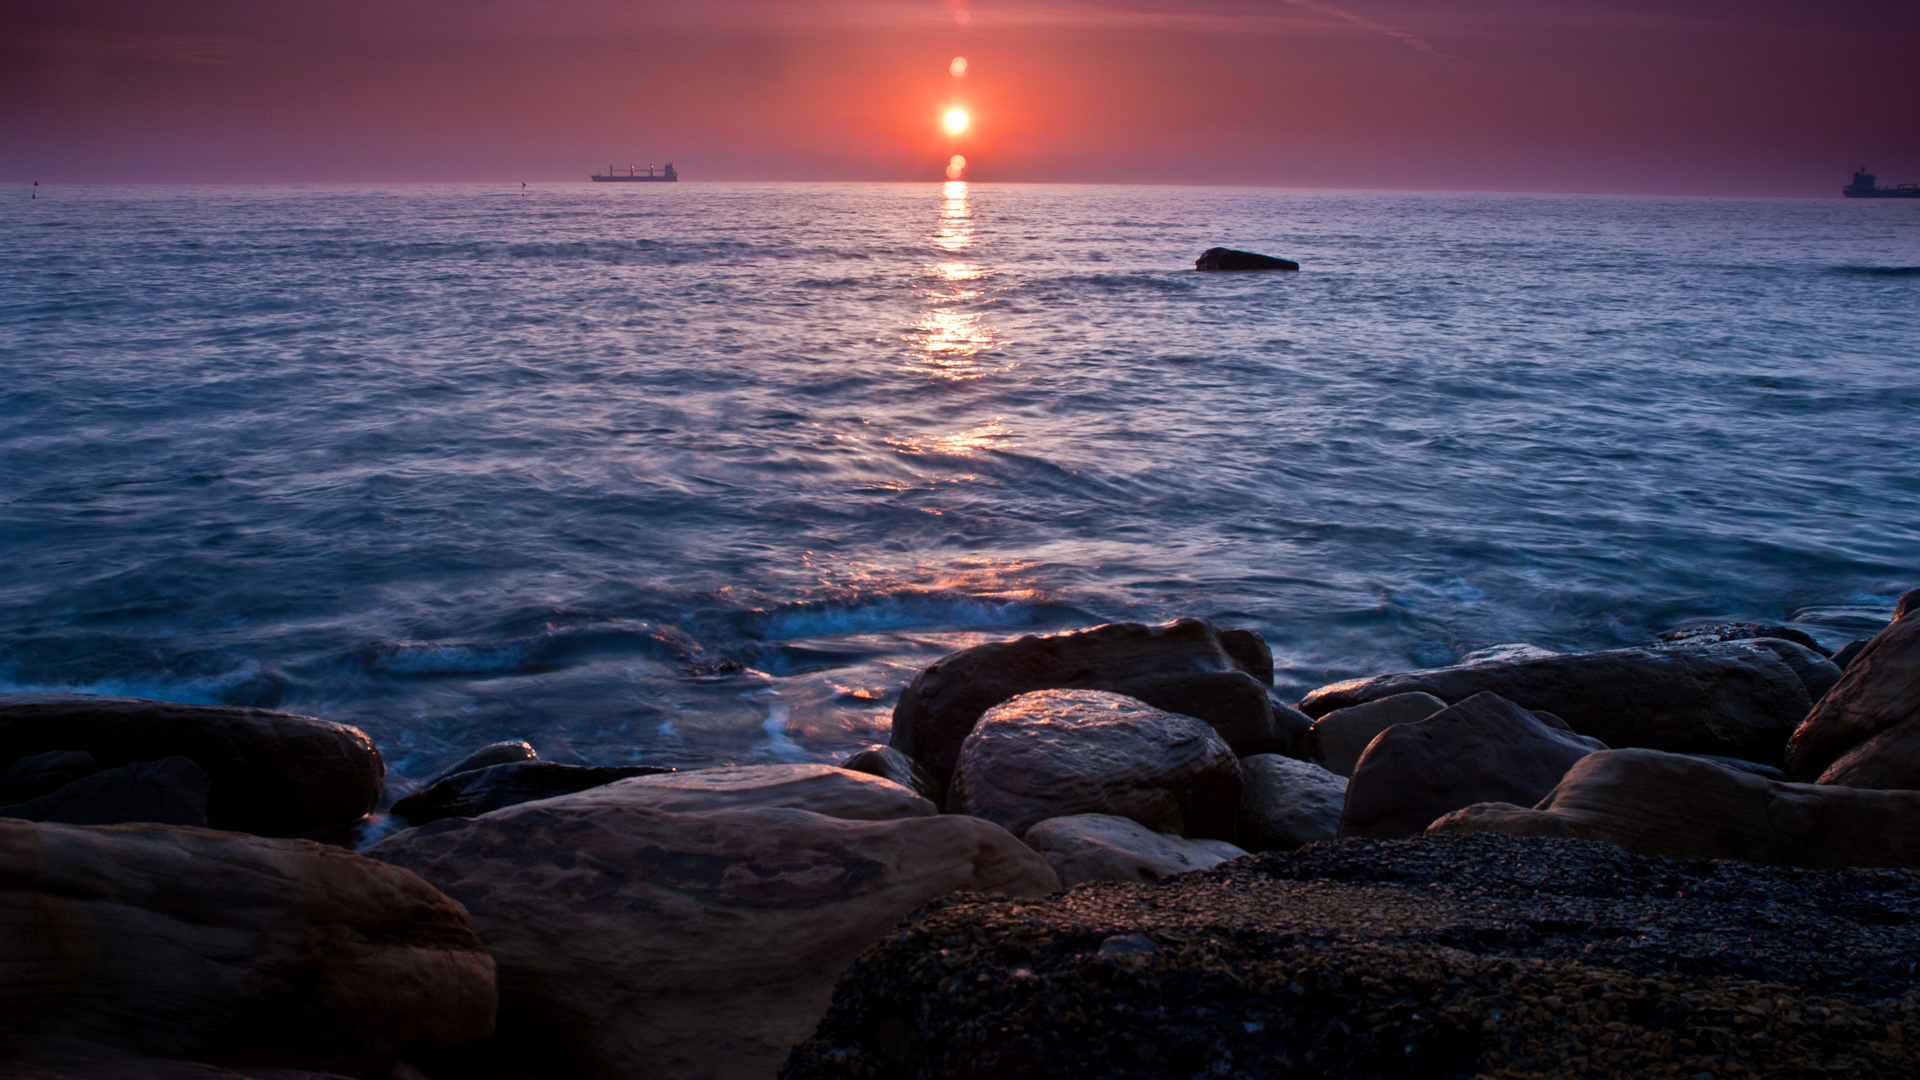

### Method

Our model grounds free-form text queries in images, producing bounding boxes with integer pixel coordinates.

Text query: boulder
[889,619,1272,785]
[1301,644,1810,766]
[1784,589,1920,780]
[0,819,495,1077]
[1429,747,1920,869]
[2,751,101,803]
[388,761,674,825]
[545,763,936,821]
[0,695,382,837]
[1338,691,1605,840]
[1656,620,1829,656]
[0,757,208,827]
[1193,247,1299,271]
[947,690,1243,840]
[1817,716,1920,789]
[364,797,1057,1080]
[1685,753,1786,780]
[1298,691,1446,776]
[424,739,537,786]
[1832,638,1871,671]
[1235,754,1345,852]
[1109,670,1305,758]
[1711,637,1842,703]
[0,1046,362,1078]
[1022,814,1246,886]
[838,744,946,806]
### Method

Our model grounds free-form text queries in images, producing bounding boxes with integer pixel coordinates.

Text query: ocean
[2,181,1915,795]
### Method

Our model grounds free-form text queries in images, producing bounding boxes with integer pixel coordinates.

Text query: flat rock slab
[389,761,675,824]
[783,833,1920,1080]
[0,695,382,837]
[1022,813,1246,886]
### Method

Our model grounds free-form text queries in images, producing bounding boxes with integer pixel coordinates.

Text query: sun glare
[944,108,969,134]
[950,56,968,77]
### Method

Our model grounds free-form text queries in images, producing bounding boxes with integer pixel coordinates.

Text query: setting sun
[943,108,968,135]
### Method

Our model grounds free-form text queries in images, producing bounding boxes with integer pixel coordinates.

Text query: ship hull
[591,175,676,183]
[1843,188,1920,198]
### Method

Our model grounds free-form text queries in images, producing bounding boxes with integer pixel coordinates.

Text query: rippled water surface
[3,182,1915,789]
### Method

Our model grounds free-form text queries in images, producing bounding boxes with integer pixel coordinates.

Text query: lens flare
[950,56,968,77]
[946,155,967,180]
[944,108,968,134]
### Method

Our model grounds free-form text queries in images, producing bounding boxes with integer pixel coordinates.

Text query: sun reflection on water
[904,181,1001,381]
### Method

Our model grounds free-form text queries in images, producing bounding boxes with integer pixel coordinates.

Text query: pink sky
[4,0,1916,193]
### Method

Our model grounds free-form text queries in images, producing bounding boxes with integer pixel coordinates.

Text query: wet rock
[947,689,1243,840]
[365,795,1056,1080]
[0,756,208,827]
[1817,716,1920,789]
[1109,670,1304,757]
[1299,691,1446,777]
[1459,643,1561,664]
[389,760,674,824]
[0,695,382,837]
[889,618,1271,785]
[552,762,936,821]
[426,739,537,785]
[0,819,495,1077]
[1022,813,1246,886]
[1429,747,1920,868]
[1301,644,1810,766]
[1710,637,1843,703]
[1832,638,1871,671]
[1235,754,1345,851]
[1785,588,1920,780]
[1,751,101,802]
[1657,619,1830,656]
[1193,247,1299,271]
[784,833,1920,1080]
[1338,691,1605,840]
[839,744,946,806]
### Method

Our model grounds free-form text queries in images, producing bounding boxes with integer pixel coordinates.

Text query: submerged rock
[1235,754,1345,851]
[1430,747,1920,868]
[889,618,1273,785]
[1785,587,1920,781]
[1023,813,1246,886]
[389,760,674,824]
[0,818,496,1077]
[947,689,1243,840]
[366,794,1056,1080]
[425,738,538,786]
[1338,691,1605,840]
[0,694,382,837]
[784,833,1920,1080]
[1194,247,1299,271]
[0,756,209,827]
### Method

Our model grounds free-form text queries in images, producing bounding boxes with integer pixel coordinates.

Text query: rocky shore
[2,589,1916,1078]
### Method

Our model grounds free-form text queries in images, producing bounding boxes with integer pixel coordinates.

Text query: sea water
[2,182,1915,792]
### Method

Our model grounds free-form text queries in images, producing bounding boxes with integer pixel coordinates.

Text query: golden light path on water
[904,181,999,382]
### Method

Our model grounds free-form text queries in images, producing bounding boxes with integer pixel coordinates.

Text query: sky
[3,0,1917,194]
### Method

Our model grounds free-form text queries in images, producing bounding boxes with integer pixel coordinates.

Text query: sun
[944,108,969,135]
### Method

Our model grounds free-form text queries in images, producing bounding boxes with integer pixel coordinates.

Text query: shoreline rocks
[1194,247,1299,271]
[1784,587,1920,783]
[390,761,676,825]
[1022,813,1245,886]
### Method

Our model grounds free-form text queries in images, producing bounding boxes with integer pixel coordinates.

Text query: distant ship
[1843,168,1919,198]
[592,163,677,183]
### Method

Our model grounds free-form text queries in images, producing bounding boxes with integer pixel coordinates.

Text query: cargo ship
[1843,168,1919,198]
[592,163,677,183]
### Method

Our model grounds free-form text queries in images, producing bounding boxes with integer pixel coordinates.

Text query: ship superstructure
[592,163,678,183]
[1843,169,1919,198]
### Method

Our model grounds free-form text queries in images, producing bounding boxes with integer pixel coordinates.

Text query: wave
[742,591,1076,642]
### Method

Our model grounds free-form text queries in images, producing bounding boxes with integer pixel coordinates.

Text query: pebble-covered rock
[1299,691,1446,777]
[1022,813,1246,886]
[1236,753,1345,851]
[783,833,1920,1080]
[947,689,1243,839]
[1339,692,1606,840]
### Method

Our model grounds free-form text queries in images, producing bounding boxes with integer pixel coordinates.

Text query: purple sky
[4,0,1916,192]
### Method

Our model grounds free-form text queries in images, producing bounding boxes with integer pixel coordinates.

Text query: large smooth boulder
[1338,692,1605,840]
[947,690,1243,840]
[1784,588,1920,780]
[1429,747,1920,869]
[0,819,495,1077]
[390,761,674,825]
[1299,691,1446,776]
[0,757,208,827]
[1022,814,1246,886]
[837,744,946,806]
[889,619,1272,785]
[543,763,937,821]
[1818,718,1920,788]
[1301,644,1810,765]
[365,797,1057,1080]
[0,695,383,837]
[1194,247,1298,271]
[1236,754,1346,851]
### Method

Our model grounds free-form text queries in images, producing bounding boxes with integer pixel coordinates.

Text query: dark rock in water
[1300,644,1810,766]
[1338,692,1605,840]
[1194,247,1299,271]
[2,749,101,802]
[0,694,382,837]
[0,756,209,827]
[1656,619,1830,655]
[426,738,538,786]
[389,760,674,824]
[1832,637,1871,671]
[782,833,1920,1080]
[890,618,1272,786]
[1786,591,1920,781]
[838,743,946,806]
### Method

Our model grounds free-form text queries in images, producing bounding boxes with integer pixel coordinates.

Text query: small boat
[592,163,677,183]
[1843,168,1919,198]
